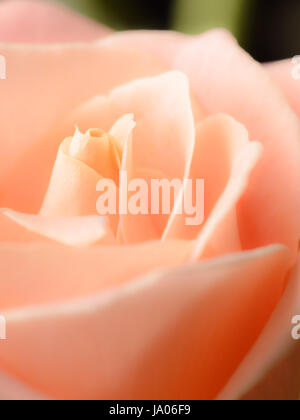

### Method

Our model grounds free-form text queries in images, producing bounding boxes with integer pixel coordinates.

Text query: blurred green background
[20,0,300,61]
[58,0,300,61]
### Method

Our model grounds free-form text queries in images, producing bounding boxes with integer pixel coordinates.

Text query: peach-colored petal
[109,113,136,153]
[40,136,102,217]
[119,72,195,242]
[40,116,136,237]
[1,209,113,247]
[0,240,191,311]
[173,30,300,264]
[99,32,207,122]
[0,0,112,43]
[67,72,196,242]
[0,245,289,399]
[192,115,252,222]
[0,207,113,246]
[0,370,47,400]
[73,71,195,180]
[0,210,47,243]
[164,114,262,260]
[0,42,165,213]
[101,30,189,66]
[266,59,300,119]
[218,254,300,400]
[68,128,116,181]
[68,116,136,181]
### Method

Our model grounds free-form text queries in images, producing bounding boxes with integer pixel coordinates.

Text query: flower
[0,0,299,400]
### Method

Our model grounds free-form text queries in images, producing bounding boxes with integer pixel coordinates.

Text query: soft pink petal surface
[267,59,300,119]
[67,72,196,242]
[101,30,300,261]
[0,245,289,399]
[192,139,262,260]
[163,114,262,262]
[0,11,299,400]
[1,210,113,246]
[0,240,191,310]
[40,136,104,217]
[218,254,300,400]
[101,30,189,66]
[69,72,195,181]
[172,30,300,263]
[0,370,47,400]
[0,42,166,212]
[0,0,112,42]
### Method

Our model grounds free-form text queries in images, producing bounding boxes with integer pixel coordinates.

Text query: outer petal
[0,245,289,399]
[0,210,113,247]
[0,240,191,310]
[0,0,112,42]
[0,210,48,243]
[0,42,165,212]
[173,30,300,264]
[266,59,300,119]
[218,255,300,400]
[192,139,262,260]
[70,72,195,182]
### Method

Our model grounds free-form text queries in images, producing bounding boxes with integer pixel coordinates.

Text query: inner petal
[69,127,121,183]
[40,115,135,220]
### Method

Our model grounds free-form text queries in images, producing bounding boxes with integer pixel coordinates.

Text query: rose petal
[40,136,102,217]
[101,30,189,66]
[164,114,262,261]
[1,209,113,247]
[0,42,165,212]
[68,72,196,242]
[173,29,300,264]
[99,32,207,122]
[0,369,47,400]
[0,0,112,43]
[68,127,116,178]
[192,136,262,260]
[109,113,136,153]
[0,240,191,311]
[0,210,47,243]
[0,245,289,399]
[218,254,300,400]
[72,71,195,181]
[266,59,300,119]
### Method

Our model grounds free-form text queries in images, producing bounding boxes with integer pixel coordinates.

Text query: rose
[0,0,299,401]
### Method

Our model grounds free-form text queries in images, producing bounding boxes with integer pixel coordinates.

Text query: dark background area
[62,0,300,62]
[4,0,300,62]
